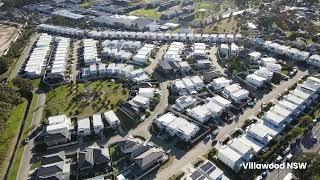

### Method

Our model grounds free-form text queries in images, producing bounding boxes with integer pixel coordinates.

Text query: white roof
[156,112,177,126]
[228,138,252,155]
[182,77,194,88]
[277,100,298,111]
[237,135,265,152]
[225,84,241,93]
[263,111,286,126]
[132,95,149,105]
[292,89,310,100]
[211,95,231,107]
[218,146,243,162]
[247,73,267,82]
[176,118,199,137]
[190,76,203,85]
[48,115,67,125]
[285,94,305,105]
[205,101,223,114]
[232,89,249,98]
[78,118,91,130]
[104,110,120,124]
[271,105,292,117]
[92,114,103,127]
[213,77,231,85]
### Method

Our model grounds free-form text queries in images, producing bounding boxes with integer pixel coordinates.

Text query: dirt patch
[0,23,17,53]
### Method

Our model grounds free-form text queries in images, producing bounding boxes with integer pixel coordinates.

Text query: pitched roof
[79,149,94,169]
[134,148,164,168]
[41,152,65,165]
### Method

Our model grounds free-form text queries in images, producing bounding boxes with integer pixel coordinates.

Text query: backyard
[203,17,239,34]
[129,9,161,20]
[43,80,129,119]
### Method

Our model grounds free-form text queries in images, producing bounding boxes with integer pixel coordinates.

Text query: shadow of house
[38,151,71,180]
[78,146,111,178]
[45,129,71,147]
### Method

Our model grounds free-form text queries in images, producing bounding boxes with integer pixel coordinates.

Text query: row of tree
[0,26,34,76]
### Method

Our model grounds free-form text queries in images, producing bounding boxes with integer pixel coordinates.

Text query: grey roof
[41,151,65,165]
[158,60,173,70]
[79,149,94,169]
[38,161,64,179]
[134,148,164,168]
[79,147,110,169]
[118,138,142,153]
[46,128,70,140]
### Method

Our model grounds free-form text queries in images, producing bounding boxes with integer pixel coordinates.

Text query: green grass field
[129,9,161,19]
[79,0,95,8]
[7,93,39,180]
[0,100,27,176]
[43,80,129,119]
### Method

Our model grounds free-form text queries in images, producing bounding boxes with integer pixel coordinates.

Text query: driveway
[144,44,168,75]
[209,46,226,75]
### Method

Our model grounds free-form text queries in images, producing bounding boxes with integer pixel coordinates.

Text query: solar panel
[200,161,214,172]
[190,170,203,180]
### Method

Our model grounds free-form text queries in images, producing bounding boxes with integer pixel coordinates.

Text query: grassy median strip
[0,100,27,176]
[7,93,38,180]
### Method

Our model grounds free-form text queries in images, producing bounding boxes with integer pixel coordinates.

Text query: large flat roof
[228,138,252,155]
[271,105,292,117]
[156,112,177,126]
[237,135,265,152]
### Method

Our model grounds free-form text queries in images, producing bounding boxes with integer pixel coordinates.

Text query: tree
[293,153,320,180]
[13,77,33,98]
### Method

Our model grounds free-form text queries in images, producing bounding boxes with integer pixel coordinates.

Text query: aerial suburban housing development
[0,0,320,180]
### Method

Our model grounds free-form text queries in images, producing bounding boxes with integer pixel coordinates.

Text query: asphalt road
[145,44,168,75]
[209,46,226,75]
[17,92,46,180]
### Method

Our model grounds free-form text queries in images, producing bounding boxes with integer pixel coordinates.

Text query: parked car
[211,129,219,137]
[311,136,317,143]
[283,147,291,155]
[286,153,293,162]
[276,155,283,163]
[211,140,218,146]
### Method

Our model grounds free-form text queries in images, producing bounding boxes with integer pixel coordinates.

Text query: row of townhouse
[217,76,320,172]
[219,43,239,56]
[155,112,200,142]
[46,37,70,81]
[208,77,250,102]
[83,39,100,65]
[44,110,120,146]
[186,95,231,124]
[102,39,142,52]
[82,62,150,83]
[172,76,205,95]
[102,48,133,62]
[246,67,274,88]
[253,39,320,68]
[248,52,282,73]
[25,33,52,76]
[157,42,192,75]
[38,24,244,43]
[132,44,156,64]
